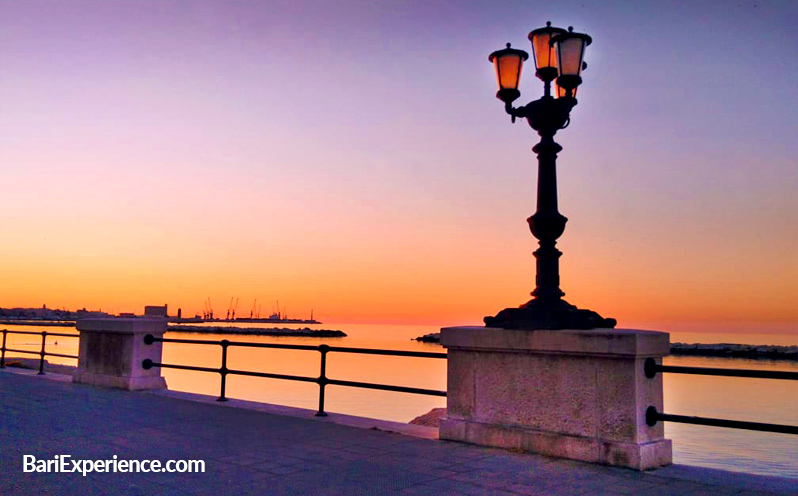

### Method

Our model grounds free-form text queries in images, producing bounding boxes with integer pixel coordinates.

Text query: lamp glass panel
[531,32,557,70]
[494,54,523,91]
[557,37,585,76]
[554,81,576,98]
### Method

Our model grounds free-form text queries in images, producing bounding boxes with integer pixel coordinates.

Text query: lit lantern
[488,43,528,103]
[552,27,591,97]
[528,21,566,83]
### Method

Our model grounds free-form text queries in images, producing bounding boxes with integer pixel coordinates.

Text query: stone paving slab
[0,369,795,496]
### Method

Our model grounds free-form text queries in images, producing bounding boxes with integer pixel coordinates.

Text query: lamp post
[484,22,616,330]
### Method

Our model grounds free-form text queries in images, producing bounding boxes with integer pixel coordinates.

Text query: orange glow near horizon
[1,201,795,333]
[0,2,796,337]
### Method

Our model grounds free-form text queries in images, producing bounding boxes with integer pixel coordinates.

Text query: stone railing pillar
[439,326,672,470]
[73,318,167,391]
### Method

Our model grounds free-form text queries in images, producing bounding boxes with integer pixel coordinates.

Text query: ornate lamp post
[484,22,616,330]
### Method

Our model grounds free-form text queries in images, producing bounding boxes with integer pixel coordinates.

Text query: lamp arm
[504,101,527,123]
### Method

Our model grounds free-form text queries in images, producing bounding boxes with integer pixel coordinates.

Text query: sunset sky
[1,0,796,333]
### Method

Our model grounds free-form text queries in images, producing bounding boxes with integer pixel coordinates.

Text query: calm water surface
[3,322,796,478]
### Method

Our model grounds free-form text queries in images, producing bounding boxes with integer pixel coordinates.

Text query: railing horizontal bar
[147,362,220,374]
[327,346,447,359]
[153,335,447,358]
[41,332,80,338]
[1,330,77,337]
[226,368,317,383]
[657,412,798,435]
[327,378,447,396]
[151,337,224,346]
[2,348,41,355]
[1,330,50,336]
[45,352,79,359]
[155,337,319,352]
[227,342,319,351]
[657,364,797,380]
[145,359,445,396]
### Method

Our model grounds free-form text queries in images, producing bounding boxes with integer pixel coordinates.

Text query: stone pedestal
[439,326,672,470]
[73,318,167,391]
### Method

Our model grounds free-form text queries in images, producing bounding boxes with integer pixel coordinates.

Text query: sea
[3,322,796,479]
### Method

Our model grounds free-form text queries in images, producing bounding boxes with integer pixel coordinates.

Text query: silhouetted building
[144,305,168,318]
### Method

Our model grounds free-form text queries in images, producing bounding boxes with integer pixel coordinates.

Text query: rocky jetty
[409,407,446,428]
[168,325,346,337]
[412,334,797,360]
[413,332,441,343]
[670,343,797,360]
[0,320,75,327]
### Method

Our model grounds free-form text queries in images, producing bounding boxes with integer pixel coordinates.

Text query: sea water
[3,322,796,478]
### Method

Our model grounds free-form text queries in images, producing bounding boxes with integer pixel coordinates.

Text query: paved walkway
[1,369,795,496]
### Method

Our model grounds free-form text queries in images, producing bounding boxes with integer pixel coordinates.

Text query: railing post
[1,329,6,368]
[316,344,329,417]
[217,340,229,402]
[38,331,47,375]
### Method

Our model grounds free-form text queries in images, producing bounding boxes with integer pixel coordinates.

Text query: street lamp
[484,22,616,330]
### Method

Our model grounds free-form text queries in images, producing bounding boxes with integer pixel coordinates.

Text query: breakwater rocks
[412,333,797,360]
[670,343,797,360]
[0,320,76,327]
[413,332,441,343]
[168,325,346,337]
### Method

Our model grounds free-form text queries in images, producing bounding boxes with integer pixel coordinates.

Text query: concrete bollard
[439,327,672,470]
[73,318,167,391]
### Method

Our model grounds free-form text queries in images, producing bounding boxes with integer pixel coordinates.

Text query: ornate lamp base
[484,298,616,330]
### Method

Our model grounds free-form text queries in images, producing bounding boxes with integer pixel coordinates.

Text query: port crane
[250,299,258,319]
[271,301,282,320]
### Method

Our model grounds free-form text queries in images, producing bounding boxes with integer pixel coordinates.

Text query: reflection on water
[663,355,798,478]
[161,323,447,423]
[2,323,796,478]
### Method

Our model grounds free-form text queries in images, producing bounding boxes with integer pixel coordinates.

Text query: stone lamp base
[439,326,672,470]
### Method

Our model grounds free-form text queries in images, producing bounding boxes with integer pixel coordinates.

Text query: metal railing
[0,329,80,375]
[9,327,791,436]
[644,357,798,435]
[142,334,447,416]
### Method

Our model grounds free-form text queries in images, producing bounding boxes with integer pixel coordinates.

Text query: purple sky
[1,0,796,329]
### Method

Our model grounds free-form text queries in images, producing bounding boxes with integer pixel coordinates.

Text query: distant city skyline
[1,1,796,334]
